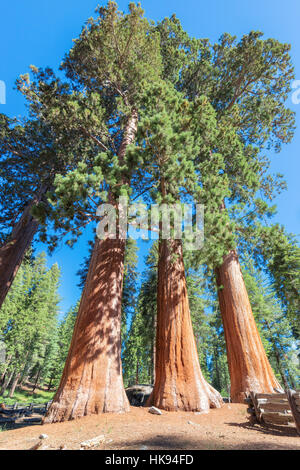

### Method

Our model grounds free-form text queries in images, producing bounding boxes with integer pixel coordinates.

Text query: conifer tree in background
[121,239,138,346]
[0,252,61,397]
[157,18,297,400]
[242,225,300,336]
[242,258,300,389]
[123,244,157,386]
[44,303,79,391]
[19,2,162,421]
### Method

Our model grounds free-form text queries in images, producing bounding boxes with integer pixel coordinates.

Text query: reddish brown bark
[0,199,40,310]
[216,250,283,403]
[148,239,223,411]
[44,111,138,423]
[44,236,129,423]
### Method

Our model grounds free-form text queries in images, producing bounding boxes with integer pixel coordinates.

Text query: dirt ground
[0,404,299,450]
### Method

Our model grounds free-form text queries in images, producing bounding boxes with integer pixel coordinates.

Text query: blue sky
[0,0,299,316]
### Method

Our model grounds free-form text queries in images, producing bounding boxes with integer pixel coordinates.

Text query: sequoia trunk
[148,239,223,411]
[44,236,129,423]
[44,111,138,423]
[0,192,44,309]
[216,250,283,402]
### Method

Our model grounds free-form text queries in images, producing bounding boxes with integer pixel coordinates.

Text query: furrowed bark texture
[216,250,283,403]
[0,199,41,309]
[44,237,129,423]
[148,239,223,411]
[44,111,138,423]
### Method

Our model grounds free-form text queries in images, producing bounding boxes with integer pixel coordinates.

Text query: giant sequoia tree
[19,2,162,421]
[1,2,297,416]
[130,81,229,410]
[156,18,296,401]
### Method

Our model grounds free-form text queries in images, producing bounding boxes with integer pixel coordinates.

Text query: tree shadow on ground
[0,418,42,432]
[110,434,222,450]
[109,433,299,451]
[226,419,298,438]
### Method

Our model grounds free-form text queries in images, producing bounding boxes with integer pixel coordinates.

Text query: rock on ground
[149,406,162,415]
[80,435,105,450]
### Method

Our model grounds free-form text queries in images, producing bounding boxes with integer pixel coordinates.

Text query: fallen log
[262,412,294,425]
[259,402,291,412]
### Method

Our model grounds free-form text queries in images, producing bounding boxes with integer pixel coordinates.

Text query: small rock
[187,420,199,426]
[39,434,48,440]
[194,410,209,415]
[80,435,105,449]
[148,406,162,415]
[140,445,148,450]
[59,445,67,450]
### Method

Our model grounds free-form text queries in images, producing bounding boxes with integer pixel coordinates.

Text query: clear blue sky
[1,0,299,316]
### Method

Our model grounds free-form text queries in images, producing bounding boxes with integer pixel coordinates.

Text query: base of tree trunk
[216,250,283,403]
[44,237,130,423]
[148,240,223,412]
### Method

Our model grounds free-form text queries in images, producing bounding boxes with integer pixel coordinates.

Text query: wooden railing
[246,390,300,435]
[0,401,52,425]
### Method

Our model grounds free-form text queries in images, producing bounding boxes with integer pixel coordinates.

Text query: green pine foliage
[0,3,298,400]
[123,243,157,386]
[156,16,299,321]
[242,257,299,388]
[16,2,163,249]
[0,251,61,397]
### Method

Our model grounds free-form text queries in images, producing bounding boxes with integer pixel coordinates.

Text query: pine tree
[0,251,61,397]
[123,244,157,386]
[242,258,299,389]
[156,18,296,401]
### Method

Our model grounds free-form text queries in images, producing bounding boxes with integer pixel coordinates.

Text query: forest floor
[0,403,299,450]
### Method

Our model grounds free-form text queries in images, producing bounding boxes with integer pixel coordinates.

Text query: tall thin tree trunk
[135,358,139,385]
[0,187,45,309]
[44,111,138,423]
[32,367,41,394]
[0,370,14,396]
[47,378,53,391]
[18,351,30,387]
[151,312,157,385]
[273,348,289,390]
[215,250,283,402]
[44,236,128,423]
[0,356,12,383]
[214,346,221,392]
[148,239,223,411]
[9,372,20,398]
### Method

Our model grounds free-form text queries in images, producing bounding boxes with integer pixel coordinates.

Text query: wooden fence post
[250,392,262,423]
[287,389,300,436]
